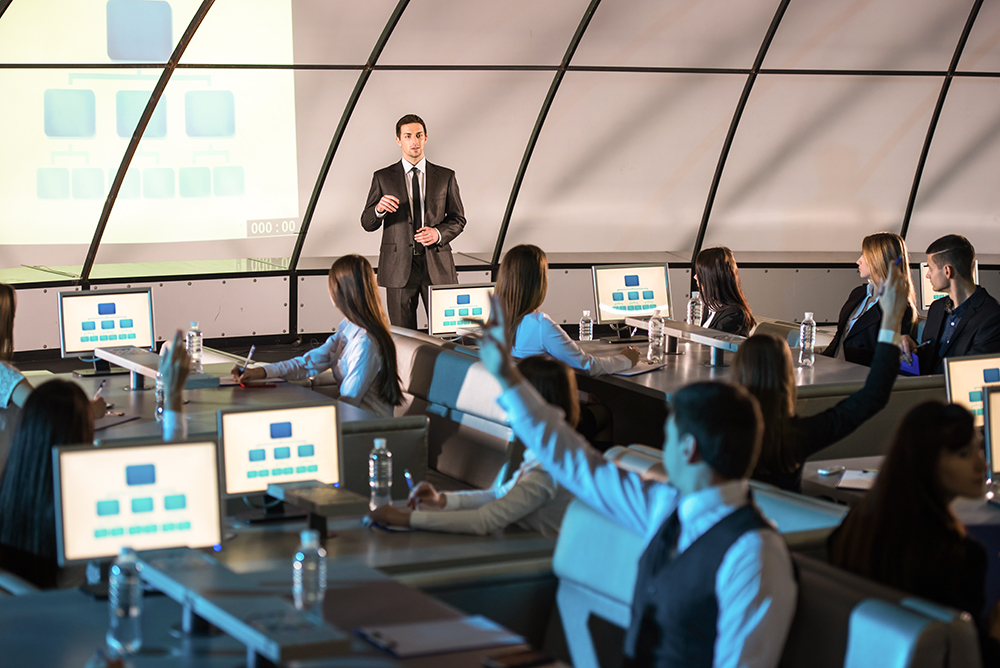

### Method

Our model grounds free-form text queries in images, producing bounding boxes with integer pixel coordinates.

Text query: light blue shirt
[512,312,631,376]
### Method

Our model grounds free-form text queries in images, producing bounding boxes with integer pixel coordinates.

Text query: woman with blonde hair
[823,232,916,366]
[233,255,401,417]
[693,246,756,337]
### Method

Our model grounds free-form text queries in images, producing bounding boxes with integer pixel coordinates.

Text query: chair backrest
[750,318,802,347]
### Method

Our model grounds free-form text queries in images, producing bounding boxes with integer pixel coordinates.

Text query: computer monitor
[427,283,494,337]
[944,352,1000,428]
[58,287,155,376]
[592,263,671,325]
[53,440,222,566]
[983,387,1000,481]
[919,260,978,310]
[217,402,341,498]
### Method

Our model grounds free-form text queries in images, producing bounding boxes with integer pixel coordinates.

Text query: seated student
[367,355,577,538]
[731,260,908,492]
[0,332,189,588]
[233,255,402,417]
[0,283,105,474]
[477,302,796,668]
[822,232,916,366]
[828,402,1000,663]
[693,247,756,337]
[902,234,1000,374]
[497,244,640,374]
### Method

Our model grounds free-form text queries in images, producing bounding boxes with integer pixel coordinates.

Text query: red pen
[240,383,277,389]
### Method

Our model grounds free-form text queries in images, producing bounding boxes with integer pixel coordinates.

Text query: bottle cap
[190,321,198,328]
[374,437,387,449]
[805,312,814,320]
[582,310,591,317]
[300,529,320,548]
[692,291,700,298]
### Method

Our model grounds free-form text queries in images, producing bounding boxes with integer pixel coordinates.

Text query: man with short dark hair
[478,304,797,668]
[361,114,467,329]
[903,234,1000,374]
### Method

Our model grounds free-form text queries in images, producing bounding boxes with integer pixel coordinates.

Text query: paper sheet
[836,470,877,490]
[356,615,524,657]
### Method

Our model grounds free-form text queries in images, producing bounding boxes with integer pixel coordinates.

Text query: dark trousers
[385,254,432,330]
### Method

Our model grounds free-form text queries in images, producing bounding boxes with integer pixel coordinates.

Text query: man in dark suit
[903,234,1000,374]
[361,114,466,329]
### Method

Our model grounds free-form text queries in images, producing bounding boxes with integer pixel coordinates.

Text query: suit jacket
[919,286,1000,375]
[704,304,751,337]
[822,284,915,367]
[361,160,466,288]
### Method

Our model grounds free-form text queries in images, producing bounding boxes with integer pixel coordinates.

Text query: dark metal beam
[80,0,216,282]
[489,0,603,268]
[899,0,983,239]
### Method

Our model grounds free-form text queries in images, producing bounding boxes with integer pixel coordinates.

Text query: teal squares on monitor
[297,444,314,457]
[643,290,654,299]
[96,500,119,517]
[44,89,96,137]
[985,369,1000,384]
[628,291,639,300]
[37,168,70,199]
[143,168,175,198]
[120,319,133,328]
[131,497,154,513]
[180,168,211,198]
[248,449,265,462]
[971,390,984,402]
[106,0,173,62]
[612,292,624,301]
[274,447,291,460]
[72,169,105,200]
[82,322,96,332]
[213,166,245,196]
[116,91,167,138]
[163,494,186,511]
[445,309,455,317]
[186,91,236,137]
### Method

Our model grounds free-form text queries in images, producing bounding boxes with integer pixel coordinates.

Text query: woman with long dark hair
[823,232,916,366]
[693,247,756,337]
[0,283,34,473]
[730,259,908,491]
[495,244,639,375]
[233,255,402,416]
[829,402,1000,660]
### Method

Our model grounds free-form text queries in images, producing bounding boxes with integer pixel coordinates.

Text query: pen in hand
[404,469,414,492]
[93,379,107,400]
[240,345,256,375]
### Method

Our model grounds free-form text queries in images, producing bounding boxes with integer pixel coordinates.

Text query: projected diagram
[242,421,320,481]
[600,274,661,316]
[440,293,486,329]
[22,0,299,244]
[77,301,137,344]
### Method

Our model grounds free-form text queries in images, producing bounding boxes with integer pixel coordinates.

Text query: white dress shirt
[512,312,631,376]
[262,319,392,417]
[496,380,797,668]
[410,451,575,538]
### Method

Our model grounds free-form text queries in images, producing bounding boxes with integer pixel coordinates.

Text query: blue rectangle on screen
[185,91,236,137]
[101,321,115,330]
[131,497,154,513]
[459,308,469,316]
[628,291,639,300]
[270,422,292,439]
[472,307,483,315]
[82,321,96,331]
[274,447,291,460]
[119,319,133,328]
[612,292,624,302]
[624,275,640,287]
[164,494,186,510]
[248,449,265,462]
[98,303,116,315]
[96,500,120,516]
[457,294,471,305]
[970,390,984,403]
[298,444,315,457]
[444,309,455,317]
[125,464,156,486]
[643,290,654,300]
[985,368,1000,384]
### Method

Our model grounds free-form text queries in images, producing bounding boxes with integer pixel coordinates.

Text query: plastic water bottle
[647,309,665,363]
[799,312,816,368]
[292,529,327,615]
[154,371,165,421]
[186,321,203,373]
[368,437,392,511]
[686,291,704,326]
[106,547,143,655]
[579,310,594,341]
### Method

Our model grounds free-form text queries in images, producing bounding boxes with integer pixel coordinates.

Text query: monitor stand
[599,325,648,344]
[73,359,129,378]
[235,497,306,525]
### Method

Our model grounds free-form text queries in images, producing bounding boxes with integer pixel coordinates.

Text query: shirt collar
[402,157,426,174]
[677,479,749,527]
[948,285,980,316]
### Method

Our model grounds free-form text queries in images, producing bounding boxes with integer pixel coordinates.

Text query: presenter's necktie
[411,167,424,256]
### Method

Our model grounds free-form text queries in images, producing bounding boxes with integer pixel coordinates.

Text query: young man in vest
[478,301,797,667]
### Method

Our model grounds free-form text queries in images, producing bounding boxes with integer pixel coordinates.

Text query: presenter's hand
[161,331,191,411]
[408,482,445,509]
[414,226,440,246]
[621,346,641,368]
[368,504,411,528]
[479,295,523,391]
[375,195,399,214]
[231,365,266,384]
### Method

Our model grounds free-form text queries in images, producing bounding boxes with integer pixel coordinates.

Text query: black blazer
[754,341,898,491]
[704,305,751,337]
[360,161,466,289]
[919,287,1000,375]
[822,284,915,367]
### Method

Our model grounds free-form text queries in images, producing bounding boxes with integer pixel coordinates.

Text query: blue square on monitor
[106,0,173,62]
[985,368,1000,384]
[143,168,174,198]
[101,320,115,330]
[82,321,96,331]
[274,447,291,460]
[213,166,245,196]
[457,295,471,305]
[44,89,96,137]
[643,290,654,300]
[96,500,119,516]
[119,319,133,328]
[98,303,116,315]
[132,498,153,513]
[628,291,639,300]
[164,494,186,510]
[624,275,640,287]
[185,91,236,137]
[248,449,265,462]
[298,444,314,458]
[970,390,983,403]
[270,422,292,439]
[37,168,70,199]
[72,168,104,199]
[612,292,623,302]
[115,90,167,138]
[444,309,455,317]
[179,167,211,198]
[125,464,156,486]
